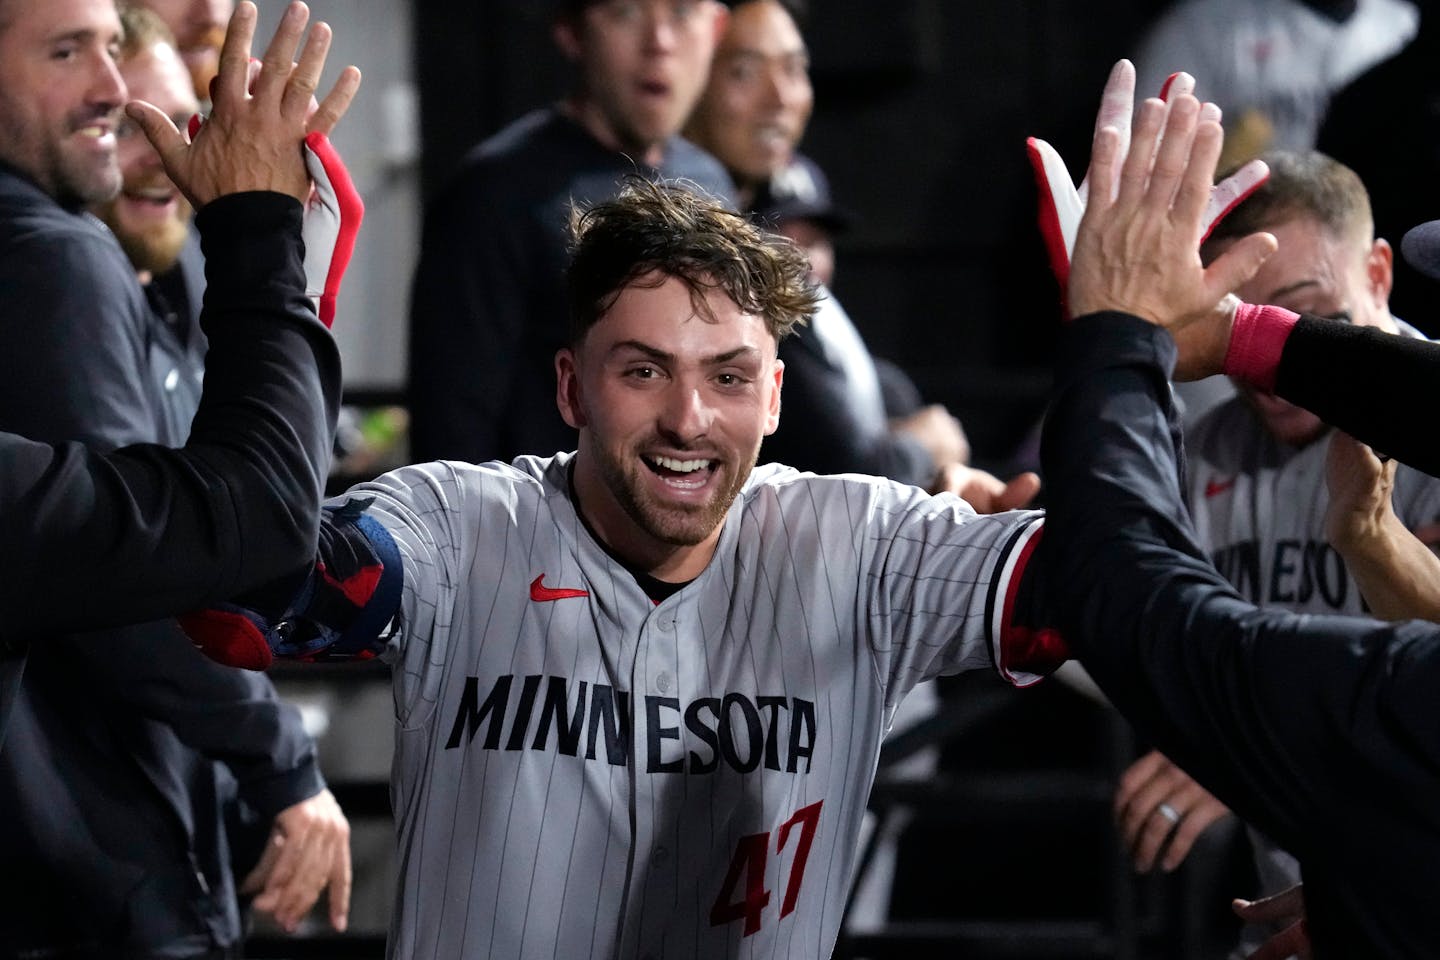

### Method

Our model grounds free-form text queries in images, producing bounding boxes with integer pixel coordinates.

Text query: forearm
[1333,513,1440,622]
[1225,306,1440,475]
[0,194,339,635]
[1042,313,1336,855]
[185,191,341,583]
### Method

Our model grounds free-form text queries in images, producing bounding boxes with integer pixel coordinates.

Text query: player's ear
[706,1,730,48]
[552,14,583,63]
[556,348,588,429]
[763,358,783,436]
[1366,236,1394,307]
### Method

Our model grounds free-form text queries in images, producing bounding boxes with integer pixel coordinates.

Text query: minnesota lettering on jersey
[1210,537,1351,608]
[444,674,817,775]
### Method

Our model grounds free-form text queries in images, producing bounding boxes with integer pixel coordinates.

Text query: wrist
[1222,302,1299,392]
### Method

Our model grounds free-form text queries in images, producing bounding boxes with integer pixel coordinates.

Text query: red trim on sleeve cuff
[993,521,1069,686]
[1222,302,1299,393]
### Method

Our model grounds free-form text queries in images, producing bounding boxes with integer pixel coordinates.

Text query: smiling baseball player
[184,178,1065,959]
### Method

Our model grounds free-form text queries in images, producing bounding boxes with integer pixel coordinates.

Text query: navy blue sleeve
[1276,315,1440,476]
[0,227,156,450]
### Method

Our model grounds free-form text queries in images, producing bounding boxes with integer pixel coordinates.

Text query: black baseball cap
[749,153,855,236]
[1401,218,1440,282]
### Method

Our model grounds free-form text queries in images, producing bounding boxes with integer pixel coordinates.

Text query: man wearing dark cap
[408,0,735,465]
[750,152,849,288]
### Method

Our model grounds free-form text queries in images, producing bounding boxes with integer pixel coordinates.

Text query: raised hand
[1027,61,1267,316]
[124,1,361,206]
[1067,91,1277,328]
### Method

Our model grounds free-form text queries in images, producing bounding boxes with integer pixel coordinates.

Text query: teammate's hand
[1234,884,1312,960]
[1323,431,1396,555]
[933,463,1042,513]
[893,404,970,470]
[242,787,352,933]
[1067,90,1277,328]
[1026,62,1267,318]
[125,1,361,207]
[1114,750,1232,872]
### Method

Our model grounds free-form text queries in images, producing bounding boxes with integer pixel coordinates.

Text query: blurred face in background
[94,37,198,278]
[132,0,231,99]
[1221,214,1395,447]
[0,0,126,206]
[686,0,812,193]
[555,0,727,166]
[776,216,834,287]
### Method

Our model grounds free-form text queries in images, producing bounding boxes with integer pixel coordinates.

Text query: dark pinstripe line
[438,471,516,954]
[805,478,863,957]
[477,489,547,958]
[372,467,471,957]
[517,523,590,956]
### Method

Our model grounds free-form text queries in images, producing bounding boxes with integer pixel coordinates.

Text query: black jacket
[1042,313,1440,957]
[0,177,338,958]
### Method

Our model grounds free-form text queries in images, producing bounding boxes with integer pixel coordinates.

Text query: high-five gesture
[1067,92,1277,327]
[1027,61,1267,316]
[125,1,361,206]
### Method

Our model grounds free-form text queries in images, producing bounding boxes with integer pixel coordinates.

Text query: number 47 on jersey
[710,800,824,937]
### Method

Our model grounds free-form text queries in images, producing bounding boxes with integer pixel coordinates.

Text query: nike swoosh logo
[530,574,589,602]
[1204,477,1236,498]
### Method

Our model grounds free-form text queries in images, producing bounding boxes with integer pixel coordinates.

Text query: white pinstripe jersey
[352,453,1044,960]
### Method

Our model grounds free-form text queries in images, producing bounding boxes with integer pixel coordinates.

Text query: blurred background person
[407,0,732,465]
[685,0,1034,505]
[1319,7,1440,332]
[93,7,206,443]
[1132,0,1417,170]
[131,0,234,101]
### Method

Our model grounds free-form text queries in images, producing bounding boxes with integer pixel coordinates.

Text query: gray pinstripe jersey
[350,453,1043,959]
[1188,404,1440,617]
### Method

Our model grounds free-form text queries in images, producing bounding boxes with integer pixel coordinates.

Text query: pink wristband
[1222,303,1299,393]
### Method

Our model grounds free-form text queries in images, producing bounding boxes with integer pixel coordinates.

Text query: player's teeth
[78,126,104,138]
[653,456,709,473]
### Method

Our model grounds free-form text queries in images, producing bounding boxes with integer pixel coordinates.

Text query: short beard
[107,210,192,276]
[600,444,758,548]
[48,115,123,207]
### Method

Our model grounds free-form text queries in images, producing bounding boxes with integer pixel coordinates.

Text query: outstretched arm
[0,1,360,636]
[1040,80,1440,954]
[1171,299,1440,477]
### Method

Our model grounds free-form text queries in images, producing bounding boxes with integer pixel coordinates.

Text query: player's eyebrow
[608,341,761,367]
[1265,278,1321,301]
[702,345,762,367]
[46,27,116,46]
[609,340,673,364]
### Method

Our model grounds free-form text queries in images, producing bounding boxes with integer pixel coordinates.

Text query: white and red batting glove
[1025,61,1268,318]
[300,130,363,329]
[188,110,363,329]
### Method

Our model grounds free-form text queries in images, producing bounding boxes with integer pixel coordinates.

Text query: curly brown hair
[565,177,820,344]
